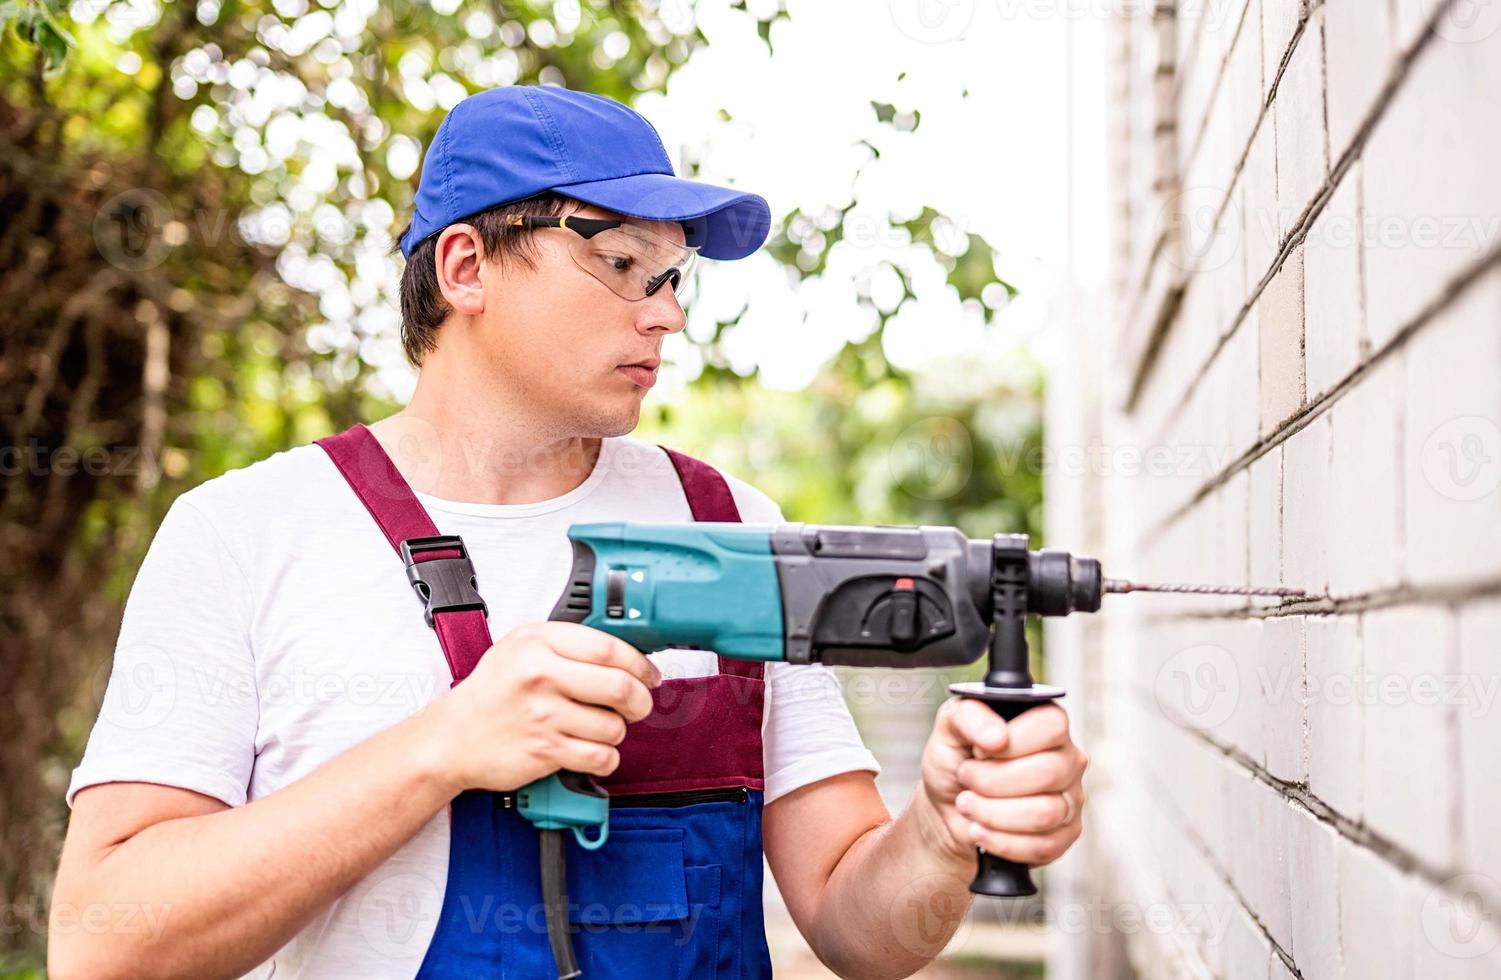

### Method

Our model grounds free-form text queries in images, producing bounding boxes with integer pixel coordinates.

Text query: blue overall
[317,424,773,978]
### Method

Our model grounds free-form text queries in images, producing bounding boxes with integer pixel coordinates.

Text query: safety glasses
[506,214,700,302]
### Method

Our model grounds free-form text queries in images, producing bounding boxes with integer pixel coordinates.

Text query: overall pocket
[564,826,724,980]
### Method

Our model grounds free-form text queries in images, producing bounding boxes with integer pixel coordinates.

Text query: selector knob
[889,577,918,645]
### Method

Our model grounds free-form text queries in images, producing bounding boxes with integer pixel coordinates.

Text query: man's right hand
[416,621,663,796]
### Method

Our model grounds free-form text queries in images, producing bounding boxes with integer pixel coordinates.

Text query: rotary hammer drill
[515,521,1299,977]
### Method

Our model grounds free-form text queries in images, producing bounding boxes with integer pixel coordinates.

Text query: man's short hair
[392,192,578,368]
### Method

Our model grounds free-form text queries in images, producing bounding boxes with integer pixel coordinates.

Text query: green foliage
[1,1,1045,969]
[4,0,74,72]
[639,343,1044,540]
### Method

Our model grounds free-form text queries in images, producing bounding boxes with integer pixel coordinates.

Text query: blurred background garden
[1,0,1104,974]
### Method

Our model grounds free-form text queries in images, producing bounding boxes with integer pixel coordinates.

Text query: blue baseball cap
[398,85,772,261]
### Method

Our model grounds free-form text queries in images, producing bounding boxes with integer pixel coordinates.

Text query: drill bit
[1103,578,1306,598]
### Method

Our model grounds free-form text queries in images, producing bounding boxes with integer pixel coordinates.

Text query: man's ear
[434,223,486,317]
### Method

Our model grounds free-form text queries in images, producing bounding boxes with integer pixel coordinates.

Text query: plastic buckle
[400,534,489,628]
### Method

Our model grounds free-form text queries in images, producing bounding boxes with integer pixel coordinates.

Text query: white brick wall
[1049,1,1501,976]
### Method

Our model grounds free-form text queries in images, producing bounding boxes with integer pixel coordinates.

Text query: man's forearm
[807,788,977,980]
[51,701,461,980]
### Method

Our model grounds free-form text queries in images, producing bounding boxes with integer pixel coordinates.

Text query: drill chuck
[1027,550,1104,616]
[963,542,1105,623]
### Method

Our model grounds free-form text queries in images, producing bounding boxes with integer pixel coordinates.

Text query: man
[50,86,1086,979]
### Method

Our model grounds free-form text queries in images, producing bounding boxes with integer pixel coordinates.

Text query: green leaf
[12,2,74,70]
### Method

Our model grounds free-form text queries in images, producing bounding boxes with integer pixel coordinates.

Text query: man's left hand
[916,696,1088,868]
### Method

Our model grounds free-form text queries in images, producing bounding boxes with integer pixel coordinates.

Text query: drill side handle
[948,686,1065,897]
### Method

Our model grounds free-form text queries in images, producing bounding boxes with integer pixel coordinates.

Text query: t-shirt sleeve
[725,478,882,805]
[65,494,259,809]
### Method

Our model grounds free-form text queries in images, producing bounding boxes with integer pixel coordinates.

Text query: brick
[1210,469,1252,616]
[1204,750,1244,875]
[1273,11,1329,239]
[1227,0,1265,160]
[1258,615,1306,782]
[1402,270,1501,587]
[1389,0,1436,50]
[1328,354,1402,597]
[1387,0,1482,52]
[1160,618,1259,749]
[1457,600,1501,883]
[1282,413,1332,596]
[1305,615,1363,818]
[1184,91,1235,238]
[1225,904,1273,980]
[1362,23,1501,347]
[1361,605,1455,866]
[1176,27,1214,167]
[1323,0,1396,160]
[1409,869,1501,978]
[1229,619,1268,753]
[1258,250,1307,435]
[1339,838,1416,979]
[1175,719,1235,856]
[1242,117,1280,287]
[1231,774,1292,955]
[1304,166,1366,398]
[1248,445,1284,607]
[1211,237,1250,341]
[1287,807,1342,980]
[1172,838,1239,975]
[1262,0,1306,96]
[1225,312,1261,458]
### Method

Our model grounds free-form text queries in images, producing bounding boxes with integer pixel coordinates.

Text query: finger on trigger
[553,657,654,722]
[548,622,662,688]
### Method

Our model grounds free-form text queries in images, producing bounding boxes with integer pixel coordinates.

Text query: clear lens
[567,225,699,302]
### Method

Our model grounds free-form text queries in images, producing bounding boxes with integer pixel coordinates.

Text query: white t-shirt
[66,433,879,979]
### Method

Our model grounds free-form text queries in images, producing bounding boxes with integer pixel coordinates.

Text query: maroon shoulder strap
[659,446,743,522]
[316,423,495,685]
[315,424,766,684]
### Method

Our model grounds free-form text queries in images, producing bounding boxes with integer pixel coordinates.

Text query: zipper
[492,786,750,809]
[611,786,750,809]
